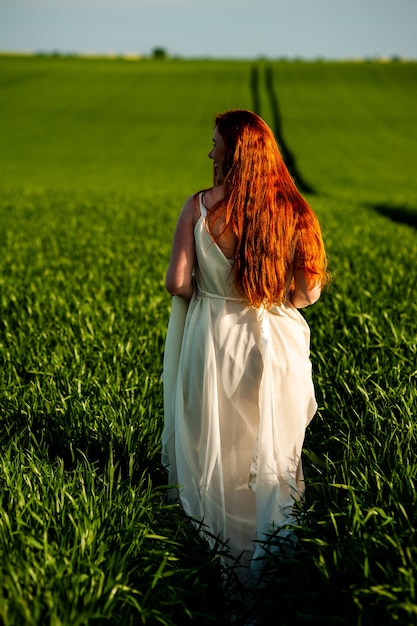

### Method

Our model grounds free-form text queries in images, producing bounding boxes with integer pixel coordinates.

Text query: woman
[162,109,329,578]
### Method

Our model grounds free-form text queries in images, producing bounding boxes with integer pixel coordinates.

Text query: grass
[0,190,232,625]
[0,54,416,624]
[0,445,232,625]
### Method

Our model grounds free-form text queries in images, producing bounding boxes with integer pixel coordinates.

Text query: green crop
[0,54,416,625]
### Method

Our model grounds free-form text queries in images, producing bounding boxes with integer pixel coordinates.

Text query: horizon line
[1,49,416,63]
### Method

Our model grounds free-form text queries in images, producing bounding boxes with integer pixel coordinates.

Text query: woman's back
[201,186,238,261]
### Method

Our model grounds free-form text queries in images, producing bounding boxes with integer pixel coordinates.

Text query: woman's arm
[165,196,197,299]
[290,267,321,308]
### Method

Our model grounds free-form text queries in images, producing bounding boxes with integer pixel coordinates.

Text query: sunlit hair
[211,109,329,308]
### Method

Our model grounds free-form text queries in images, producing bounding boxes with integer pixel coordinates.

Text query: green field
[0,55,416,625]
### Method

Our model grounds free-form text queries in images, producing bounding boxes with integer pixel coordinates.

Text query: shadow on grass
[250,64,316,195]
[370,203,417,229]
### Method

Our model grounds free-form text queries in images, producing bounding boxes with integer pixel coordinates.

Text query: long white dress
[162,192,317,574]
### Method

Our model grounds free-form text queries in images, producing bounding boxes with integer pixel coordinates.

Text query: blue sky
[1,0,416,60]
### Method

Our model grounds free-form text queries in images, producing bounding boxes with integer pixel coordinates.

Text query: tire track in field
[370,203,417,229]
[251,64,316,194]
[250,65,262,118]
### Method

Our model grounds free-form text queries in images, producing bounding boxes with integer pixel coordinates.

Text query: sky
[1,0,416,60]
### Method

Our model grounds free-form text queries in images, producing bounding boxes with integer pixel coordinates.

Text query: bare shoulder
[180,186,224,227]
[181,192,201,225]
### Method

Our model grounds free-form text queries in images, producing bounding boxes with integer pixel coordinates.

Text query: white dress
[162,192,317,573]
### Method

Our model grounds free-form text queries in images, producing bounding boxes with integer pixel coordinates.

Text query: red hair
[213,109,329,308]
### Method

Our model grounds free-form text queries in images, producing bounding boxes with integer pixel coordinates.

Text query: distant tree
[152,47,167,60]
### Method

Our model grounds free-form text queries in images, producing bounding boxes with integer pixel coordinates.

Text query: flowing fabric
[162,192,317,573]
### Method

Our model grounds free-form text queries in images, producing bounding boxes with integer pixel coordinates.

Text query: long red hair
[212,109,329,308]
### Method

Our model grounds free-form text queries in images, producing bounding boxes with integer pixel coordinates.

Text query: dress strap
[199,192,207,218]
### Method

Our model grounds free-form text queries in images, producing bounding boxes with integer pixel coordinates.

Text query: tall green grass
[0,55,416,624]
[0,190,233,625]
